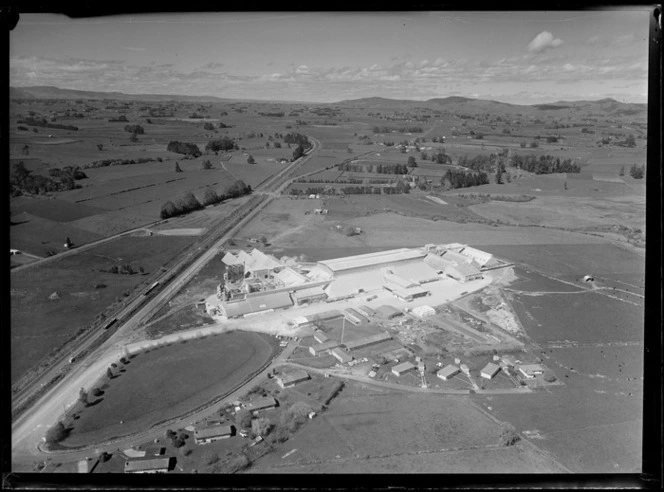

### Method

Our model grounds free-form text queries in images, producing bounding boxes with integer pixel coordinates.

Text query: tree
[160,201,178,219]
[407,156,417,167]
[619,165,625,177]
[44,422,69,444]
[97,144,104,151]
[251,417,272,437]
[495,167,503,184]
[92,388,103,397]
[106,368,113,378]
[22,145,30,155]
[78,387,88,406]
[292,144,305,161]
[202,160,213,170]
[174,162,183,173]
[499,423,521,446]
[100,452,112,463]
[629,163,645,179]
[202,188,219,206]
[563,180,568,190]
[624,134,636,147]
[129,132,138,143]
[247,154,255,164]
[236,409,253,428]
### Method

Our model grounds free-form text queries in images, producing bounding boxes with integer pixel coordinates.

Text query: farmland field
[59,330,276,447]
[10,235,196,382]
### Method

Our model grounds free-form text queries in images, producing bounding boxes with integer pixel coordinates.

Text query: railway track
[11,136,321,422]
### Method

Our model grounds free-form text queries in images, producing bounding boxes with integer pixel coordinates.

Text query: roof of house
[274,267,308,287]
[222,291,292,318]
[318,248,425,273]
[343,332,392,350]
[330,347,353,362]
[392,361,417,373]
[437,364,460,378]
[481,362,501,376]
[375,304,403,318]
[194,424,234,440]
[245,396,277,410]
[124,457,171,472]
[518,364,545,373]
[278,370,310,385]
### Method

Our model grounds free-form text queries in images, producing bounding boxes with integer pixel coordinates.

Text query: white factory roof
[222,291,292,318]
[222,252,243,266]
[440,250,472,265]
[274,267,308,287]
[318,248,425,273]
[445,263,482,279]
[223,249,283,273]
[437,364,460,380]
[391,262,440,284]
[423,253,454,271]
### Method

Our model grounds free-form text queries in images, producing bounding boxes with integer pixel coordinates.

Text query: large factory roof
[222,291,292,318]
[318,248,425,273]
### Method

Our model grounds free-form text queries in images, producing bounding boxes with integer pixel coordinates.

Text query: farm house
[277,370,310,388]
[392,361,417,376]
[194,424,234,444]
[437,364,460,381]
[480,362,501,379]
[518,364,545,379]
[124,457,172,474]
[244,396,277,412]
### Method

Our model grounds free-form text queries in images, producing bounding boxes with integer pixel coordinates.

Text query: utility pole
[341,316,345,345]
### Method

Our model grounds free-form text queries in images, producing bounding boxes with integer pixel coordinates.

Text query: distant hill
[9,86,234,103]
[10,85,646,119]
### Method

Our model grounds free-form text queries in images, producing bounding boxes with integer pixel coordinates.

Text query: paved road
[11,137,321,467]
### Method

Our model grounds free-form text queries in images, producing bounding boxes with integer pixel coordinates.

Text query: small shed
[480,362,501,379]
[392,361,417,376]
[330,347,353,364]
[375,305,403,320]
[437,364,460,381]
[277,370,310,388]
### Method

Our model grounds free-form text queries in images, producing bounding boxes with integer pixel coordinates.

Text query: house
[194,424,235,444]
[277,370,310,388]
[330,347,353,364]
[244,396,277,412]
[392,361,417,376]
[518,364,545,379]
[437,364,460,381]
[309,340,340,356]
[124,457,172,474]
[480,362,501,379]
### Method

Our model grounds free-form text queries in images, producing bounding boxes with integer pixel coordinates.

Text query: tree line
[338,162,410,175]
[441,169,490,189]
[17,117,78,131]
[159,180,251,219]
[283,132,312,149]
[82,156,161,169]
[372,125,424,134]
[167,140,202,158]
[10,162,84,196]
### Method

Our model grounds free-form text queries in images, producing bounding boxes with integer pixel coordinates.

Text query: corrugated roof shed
[444,263,481,279]
[343,332,392,351]
[392,361,417,375]
[278,370,310,386]
[124,457,171,473]
[309,340,340,354]
[375,305,403,319]
[245,396,277,411]
[437,364,460,380]
[330,347,353,363]
[194,424,234,440]
[356,305,376,318]
[292,285,327,302]
[221,291,292,318]
[274,267,308,287]
[318,248,425,273]
[480,362,501,379]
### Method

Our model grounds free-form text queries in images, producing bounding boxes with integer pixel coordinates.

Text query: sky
[9,10,651,105]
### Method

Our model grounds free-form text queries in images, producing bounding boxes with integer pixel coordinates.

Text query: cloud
[587,35,601,45]
[528,31,563,53]
[613,33,636,46]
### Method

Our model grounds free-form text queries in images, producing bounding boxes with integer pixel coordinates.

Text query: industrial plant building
[343,332,392,351]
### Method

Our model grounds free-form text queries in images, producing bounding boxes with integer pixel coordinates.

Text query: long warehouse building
[317,248,426,277]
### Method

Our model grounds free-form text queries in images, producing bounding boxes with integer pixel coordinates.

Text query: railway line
[11,136,321,426]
